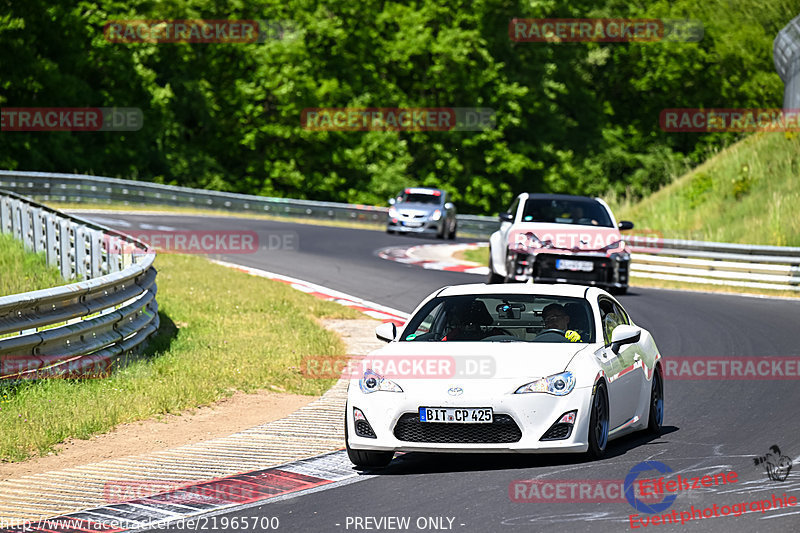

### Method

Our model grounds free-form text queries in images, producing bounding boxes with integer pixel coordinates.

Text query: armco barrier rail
[627,236,800,292]
[0,190,159,380]
[1,170,799,293]
[0,170,500,236]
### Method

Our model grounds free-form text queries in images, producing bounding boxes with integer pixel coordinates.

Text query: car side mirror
[499,212,514,223]
[609,325,641,354]
[388,198,396,206]
[375,322,398,342]
[444,202,454,210]
[618,221,634,231]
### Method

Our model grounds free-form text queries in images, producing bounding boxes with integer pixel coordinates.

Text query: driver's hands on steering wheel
[565,329,581,342]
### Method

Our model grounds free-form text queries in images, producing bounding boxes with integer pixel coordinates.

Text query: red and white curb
[0,451,363,533]
[377,243,489,275]
[210,260,410,325]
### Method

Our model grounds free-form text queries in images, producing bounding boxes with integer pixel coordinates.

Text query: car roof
[436,283,593,299]
[522,193,598,202]
[402,187,444,194]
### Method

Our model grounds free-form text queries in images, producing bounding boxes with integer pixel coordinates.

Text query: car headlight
[515,371,576,395]
[601,240,624,252]
[431,209,442,221]
[388,207,398,218]
[359,369,403,394]
[513,232,547,253]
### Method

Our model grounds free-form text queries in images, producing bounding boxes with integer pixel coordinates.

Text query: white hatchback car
[345,283,664,468]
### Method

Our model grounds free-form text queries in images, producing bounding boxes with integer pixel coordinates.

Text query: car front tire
[587,381,609,459]
[447,220,457,240]
[345,414,394,468]
[487,254,504,284]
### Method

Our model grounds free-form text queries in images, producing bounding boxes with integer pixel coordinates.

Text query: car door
[596,297,643,429]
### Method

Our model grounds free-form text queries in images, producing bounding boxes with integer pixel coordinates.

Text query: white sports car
[345,283,663,468]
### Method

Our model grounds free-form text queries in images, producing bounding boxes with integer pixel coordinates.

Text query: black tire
[345,414,394,468]
[647,366,664,435]
[487,254,504,284]
[587,381,610,459]
[611,286,628,295]
[448,221,457,240]
[386,228,395,234]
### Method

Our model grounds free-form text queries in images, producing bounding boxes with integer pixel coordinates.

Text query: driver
[541,303,582,342]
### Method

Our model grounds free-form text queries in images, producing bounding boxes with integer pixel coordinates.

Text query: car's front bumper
[387,218,441,235]
[346,382,595,454]
[507,250,629,289]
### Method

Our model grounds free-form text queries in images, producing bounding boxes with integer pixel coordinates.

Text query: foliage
[0,0,796,214]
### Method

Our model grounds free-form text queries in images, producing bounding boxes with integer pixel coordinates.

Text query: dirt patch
[0,390,315,481]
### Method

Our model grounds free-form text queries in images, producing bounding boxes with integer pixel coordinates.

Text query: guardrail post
[90,229,103,278]
[11,199,23,242]
[21,206,33,251]
[45,213,58,269]
[59,219,72,279]
[0,196,9,234]
[31,207,44,253]
[75,226,88,280]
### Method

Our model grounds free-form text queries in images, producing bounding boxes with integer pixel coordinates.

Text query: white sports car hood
[509,223,622,252]
[360,341,590,381]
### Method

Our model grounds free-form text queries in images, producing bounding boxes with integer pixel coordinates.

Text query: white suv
[488,193,634,294]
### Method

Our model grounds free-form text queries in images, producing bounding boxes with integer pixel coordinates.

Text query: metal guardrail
[0,170,499,236]
[627,236,800,292]
[0,190,159,380]
[1,170,799,293]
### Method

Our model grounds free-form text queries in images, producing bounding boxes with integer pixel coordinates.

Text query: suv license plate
[556,259,593,272]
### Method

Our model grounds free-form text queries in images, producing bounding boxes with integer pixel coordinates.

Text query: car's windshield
[398,192,442,205]
[521,198,613,227]
[401,294,595,343]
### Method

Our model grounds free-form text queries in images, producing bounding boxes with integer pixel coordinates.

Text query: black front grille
[540,423,573,441]
[534,255,611,283]
[355,420,377,438]
[393,413,522,443]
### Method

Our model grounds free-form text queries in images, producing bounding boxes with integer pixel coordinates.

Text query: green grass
[0,253,362,462]
[456,246,489,265]
[611,132,800,246]
[0,234,65,296]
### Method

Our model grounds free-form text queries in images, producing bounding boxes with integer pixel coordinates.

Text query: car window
[398,191,442,205]
[521,198,613,227]
[401,294,596,343]
[599,297,630,345]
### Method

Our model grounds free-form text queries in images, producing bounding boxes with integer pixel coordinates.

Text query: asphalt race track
[85,212,800,533]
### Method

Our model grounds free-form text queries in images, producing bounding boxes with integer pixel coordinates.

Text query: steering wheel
[538,328,566,336]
